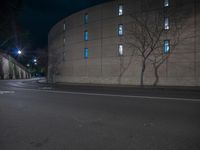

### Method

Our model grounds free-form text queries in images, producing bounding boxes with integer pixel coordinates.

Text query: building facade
[48,0,200,86]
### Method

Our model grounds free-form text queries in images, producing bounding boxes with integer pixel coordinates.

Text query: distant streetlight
[33,58,37,63]
[17,50,22,55]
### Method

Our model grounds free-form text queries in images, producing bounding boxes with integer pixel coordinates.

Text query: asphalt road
[0,78,200,150]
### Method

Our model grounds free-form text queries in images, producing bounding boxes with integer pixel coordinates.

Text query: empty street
[0,79,200,150]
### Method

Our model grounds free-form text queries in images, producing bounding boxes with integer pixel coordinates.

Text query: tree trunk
[140,60,146,87]
[153,66,159,86]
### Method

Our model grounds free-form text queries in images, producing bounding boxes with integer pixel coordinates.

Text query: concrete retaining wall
[0,53,31,80]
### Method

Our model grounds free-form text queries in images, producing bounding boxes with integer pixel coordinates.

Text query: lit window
[84,30,88,41]
[163,40,170,54]
[63,37,66,44]
[164,0,169,7]
[63,23,66,31]
[118,4,123,16]
[84,48,88,59]
[164,17,169,30]
[118,24,123,36]
[84,13,88,24]
[118,44,124,56]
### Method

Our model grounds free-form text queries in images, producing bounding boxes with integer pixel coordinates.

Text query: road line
[14,87,200,102]
[0,91,15,95]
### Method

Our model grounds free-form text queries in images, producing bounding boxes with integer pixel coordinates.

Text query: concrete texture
[0,53,31,80]
[0,79,200,150]
[48,0,200,86]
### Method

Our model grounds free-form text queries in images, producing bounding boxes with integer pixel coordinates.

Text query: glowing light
[17,50,22,55]
[84,48,88,59]
[118,44,123,56]
[118,5,123,16]
[163,40,170,54]
[164,0,169,7]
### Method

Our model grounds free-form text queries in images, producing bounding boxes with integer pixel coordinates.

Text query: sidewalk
[54,81,200,91]
[45,82,200,100]
[35,78,200,99]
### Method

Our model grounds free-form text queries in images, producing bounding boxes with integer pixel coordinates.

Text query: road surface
[0,78,200,150]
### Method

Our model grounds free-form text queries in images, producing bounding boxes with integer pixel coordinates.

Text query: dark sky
[18,0,110,49]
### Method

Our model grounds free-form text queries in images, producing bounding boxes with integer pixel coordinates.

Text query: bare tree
[147,7,190,86]
[125,11,164,86]
[124,5,189,86]
[148,22,185,86]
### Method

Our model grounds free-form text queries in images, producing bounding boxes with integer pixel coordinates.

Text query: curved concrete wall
[48,0,200,86]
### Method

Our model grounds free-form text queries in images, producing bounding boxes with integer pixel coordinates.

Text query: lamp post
[33,58,37,65]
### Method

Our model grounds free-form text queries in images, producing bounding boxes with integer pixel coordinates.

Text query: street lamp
[17,50,22,55]
[33,58,37,63]
[33,58,38,66]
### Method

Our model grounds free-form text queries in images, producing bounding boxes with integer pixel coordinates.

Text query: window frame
[84,48,88,59]
[63,22,66,31]
[84,30,88,41]
[163,40,170,54]
[164,17,170,30]
[84,13,89,24]
[118,4,124,16]
[164,0,169,7]
[118,44,124,56]
[118,24,124,36]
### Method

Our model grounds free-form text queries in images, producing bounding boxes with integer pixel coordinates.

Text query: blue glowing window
[84,48,88,59]
[118,24,123,36]
[163,40,170,54]
[84,30,88,41]
[84,13,88,24]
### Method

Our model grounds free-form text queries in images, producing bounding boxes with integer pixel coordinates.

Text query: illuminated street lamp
[33,58,37,63]
[17,50,22,55]
[33,58,38,66]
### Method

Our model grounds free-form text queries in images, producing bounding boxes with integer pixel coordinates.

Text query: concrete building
[48,0,200,86]
[0,53,31,80]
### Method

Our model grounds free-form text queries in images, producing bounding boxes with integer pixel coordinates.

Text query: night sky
[18,0,110,49]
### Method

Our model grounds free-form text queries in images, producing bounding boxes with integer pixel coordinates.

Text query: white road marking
[0,91,15,95]
[15,88,200,102]
[40,87,53,90]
